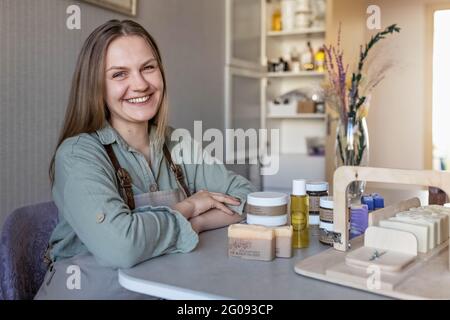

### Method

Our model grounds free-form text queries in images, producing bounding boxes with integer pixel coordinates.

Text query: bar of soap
[379,219,429,253]
[411,206,450,242]
[228,224,275,261]
[390,216,436,250]
[272,225,293,258]
[398,210,448,245]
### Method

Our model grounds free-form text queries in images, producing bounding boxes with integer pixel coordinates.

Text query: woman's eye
[112,71,126,79]
[144,65,157,71]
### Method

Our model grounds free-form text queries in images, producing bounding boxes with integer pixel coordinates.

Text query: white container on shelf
[295,0,311,12]
[295,11,312,28]
[281,0,296,31]
[294,0,311,28]
[268,100,297,116]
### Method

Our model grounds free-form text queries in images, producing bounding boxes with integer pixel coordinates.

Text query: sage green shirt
[49,123,256,268]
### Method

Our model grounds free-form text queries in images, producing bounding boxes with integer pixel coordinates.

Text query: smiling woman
[35,20,255,300]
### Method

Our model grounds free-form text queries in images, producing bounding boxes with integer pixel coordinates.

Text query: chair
[0,202,58,300]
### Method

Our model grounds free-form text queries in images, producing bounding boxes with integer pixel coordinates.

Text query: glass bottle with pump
[291,179,310,248]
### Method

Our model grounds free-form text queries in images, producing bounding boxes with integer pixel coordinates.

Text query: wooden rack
[295,166,450,299]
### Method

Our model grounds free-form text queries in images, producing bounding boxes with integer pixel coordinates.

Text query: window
[432,10,450,170]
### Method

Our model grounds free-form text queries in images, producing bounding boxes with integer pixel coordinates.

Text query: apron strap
[104,144,136,210]
[163,143,191,198]
[103,142,191,209]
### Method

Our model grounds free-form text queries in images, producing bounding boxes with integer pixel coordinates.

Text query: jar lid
[247,192,288,207]
[306,181,329,192]
[320,196,334,209]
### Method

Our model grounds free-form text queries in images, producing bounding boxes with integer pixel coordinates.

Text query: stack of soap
[409,206,450,243]
[350,204,369,239]
[228,224,275,261]
[377,205,450,254]
[228,224,293,261]
[273,225,293,258]
[389,213,437,251]
[379,219,429,253]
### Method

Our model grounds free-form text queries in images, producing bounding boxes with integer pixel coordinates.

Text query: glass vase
[335,115,369,202]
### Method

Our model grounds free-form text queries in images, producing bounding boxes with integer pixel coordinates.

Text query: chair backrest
[0,202,58,300]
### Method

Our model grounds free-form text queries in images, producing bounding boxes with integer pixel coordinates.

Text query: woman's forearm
[190,209,243,233]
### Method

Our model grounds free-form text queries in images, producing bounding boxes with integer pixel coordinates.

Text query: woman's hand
[173,190,241,219]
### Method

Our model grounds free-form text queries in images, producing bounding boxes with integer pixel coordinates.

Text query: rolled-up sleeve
[53,138,198,269]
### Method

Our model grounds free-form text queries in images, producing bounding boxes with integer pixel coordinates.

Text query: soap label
[228,238,275,261]
[309,196,320,213]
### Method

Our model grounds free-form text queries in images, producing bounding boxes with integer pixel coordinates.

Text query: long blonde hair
[49,20,168,184]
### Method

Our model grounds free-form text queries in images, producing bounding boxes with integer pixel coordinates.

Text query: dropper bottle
[291,179,310,248]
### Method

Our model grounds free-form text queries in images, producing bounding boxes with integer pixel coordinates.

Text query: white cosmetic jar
[245,192,289,227]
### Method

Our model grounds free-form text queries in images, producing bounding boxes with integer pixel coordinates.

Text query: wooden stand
[294,166,450,299]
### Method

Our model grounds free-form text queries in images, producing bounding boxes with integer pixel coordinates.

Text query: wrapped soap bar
[272,225,293,258]
[228,224,275,261]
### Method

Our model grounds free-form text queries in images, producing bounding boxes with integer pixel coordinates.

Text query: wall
[360,0,450,171]
[0,0,225,228]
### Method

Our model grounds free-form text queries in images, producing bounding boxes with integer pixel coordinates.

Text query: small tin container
[306,181,328,236]
[246,192,288,227]
[319,196,334,245]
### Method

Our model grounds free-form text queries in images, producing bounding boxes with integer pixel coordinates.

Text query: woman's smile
[123,92,155,105]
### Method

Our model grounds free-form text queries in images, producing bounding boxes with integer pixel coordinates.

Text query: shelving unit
[224,0,328,192]
[262,0,328,192]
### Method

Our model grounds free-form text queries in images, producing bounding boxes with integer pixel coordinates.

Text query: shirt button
[150,184,158,192]
[96,213,105,224]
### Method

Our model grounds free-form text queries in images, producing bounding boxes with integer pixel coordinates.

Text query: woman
[35,20,255,299]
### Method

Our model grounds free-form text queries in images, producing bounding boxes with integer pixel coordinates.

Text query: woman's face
[104,35,163,127]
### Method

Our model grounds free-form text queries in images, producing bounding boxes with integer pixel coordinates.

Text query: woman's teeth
[126,95,151,104]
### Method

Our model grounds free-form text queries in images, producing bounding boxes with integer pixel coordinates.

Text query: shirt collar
[96,122,165,169]
[96,121,131,151]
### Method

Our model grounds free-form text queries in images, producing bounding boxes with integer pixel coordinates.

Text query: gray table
[118,228,388,299]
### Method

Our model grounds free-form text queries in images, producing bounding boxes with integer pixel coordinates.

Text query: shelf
[267,71,325,78]
[267,27,325,37]
[267,114,326,119]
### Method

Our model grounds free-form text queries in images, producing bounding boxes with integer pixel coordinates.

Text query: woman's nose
[130,71,149,92]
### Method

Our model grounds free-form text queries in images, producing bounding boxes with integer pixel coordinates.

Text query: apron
[34,143,190,300]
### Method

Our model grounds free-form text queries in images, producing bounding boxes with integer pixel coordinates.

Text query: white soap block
[379,219,429,253]
[390,216,436,250]
[411,206,450,242]
[428,212,449,243]
[395,211,439,245]
[410,210,447,244]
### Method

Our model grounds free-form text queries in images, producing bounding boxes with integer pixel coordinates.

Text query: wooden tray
[294,166,450,299]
